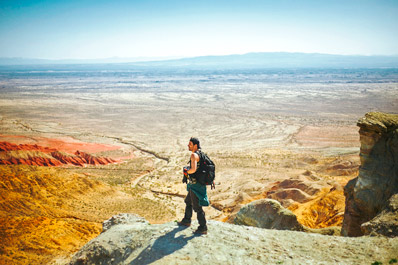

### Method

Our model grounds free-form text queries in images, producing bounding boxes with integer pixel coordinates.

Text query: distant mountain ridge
[0,56,179,65]
[141,52,398,68]
[1,52,398,68]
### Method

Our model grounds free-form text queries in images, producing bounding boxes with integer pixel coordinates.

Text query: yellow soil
[0,165,175,265]
[289,187,346,228]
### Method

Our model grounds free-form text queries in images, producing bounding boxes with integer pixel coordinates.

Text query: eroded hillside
[0,135,176,265]
[0,117,362,265]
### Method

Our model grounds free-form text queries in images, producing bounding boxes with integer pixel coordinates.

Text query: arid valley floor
[0,68,397,264]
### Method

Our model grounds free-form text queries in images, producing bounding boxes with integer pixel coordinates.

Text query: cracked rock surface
[70,214,398,265]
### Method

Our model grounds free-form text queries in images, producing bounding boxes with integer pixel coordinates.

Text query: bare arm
[187,153,199,174]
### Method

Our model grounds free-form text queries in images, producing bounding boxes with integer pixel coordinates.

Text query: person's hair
[190,137,201,149]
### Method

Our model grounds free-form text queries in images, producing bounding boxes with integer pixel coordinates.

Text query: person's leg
[178,190,192,226]
[190,190,207,233]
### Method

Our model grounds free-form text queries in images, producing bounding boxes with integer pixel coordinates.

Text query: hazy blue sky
[1,0,397,59]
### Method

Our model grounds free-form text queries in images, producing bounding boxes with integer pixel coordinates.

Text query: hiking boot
[194,226,207,235]
[177,219,191,227]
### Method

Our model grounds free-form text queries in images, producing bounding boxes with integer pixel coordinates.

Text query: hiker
[178,137,209,235]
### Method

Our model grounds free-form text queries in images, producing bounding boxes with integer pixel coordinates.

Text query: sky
[0,0,397,60]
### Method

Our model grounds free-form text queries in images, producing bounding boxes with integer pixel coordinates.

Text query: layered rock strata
[266,175,327,208]
[264,173,346,228]
[342,112,398,237]
[0,141,116,167]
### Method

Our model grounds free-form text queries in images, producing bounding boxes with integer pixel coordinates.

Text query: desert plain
[0,67,397,264]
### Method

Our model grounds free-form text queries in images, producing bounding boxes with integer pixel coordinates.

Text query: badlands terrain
[0,67,397,264]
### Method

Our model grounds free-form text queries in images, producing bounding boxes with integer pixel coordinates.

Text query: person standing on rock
[178,137,209,235]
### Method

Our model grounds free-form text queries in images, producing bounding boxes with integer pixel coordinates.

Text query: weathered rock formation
[0,141,56,152]
[266,175,327,208]
[234,199,304,231]
[52,150,116,166]
[0,141,116,167]
[69,213,398,265]
[361,194,398,237]
[258,173,346,229]
[342,112,398,237]
[322,158,360,176]
[289,185,346,229]
[233,198,341,235]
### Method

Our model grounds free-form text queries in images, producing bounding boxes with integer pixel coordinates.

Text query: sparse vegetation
[68,156,155,186]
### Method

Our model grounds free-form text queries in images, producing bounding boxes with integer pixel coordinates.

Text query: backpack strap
[195,150,202,167]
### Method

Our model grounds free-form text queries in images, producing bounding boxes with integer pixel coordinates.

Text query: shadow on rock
[130,225,196,265]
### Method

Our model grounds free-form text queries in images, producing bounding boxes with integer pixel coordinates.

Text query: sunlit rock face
[234,199,304,231]
[70,213,398,265]
[342,112,398,237]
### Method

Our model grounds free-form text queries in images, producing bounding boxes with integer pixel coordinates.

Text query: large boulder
[234,199,304,231]
[342,112,398,237]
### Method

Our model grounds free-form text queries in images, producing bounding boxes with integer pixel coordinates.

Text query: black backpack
[195,150,216,189]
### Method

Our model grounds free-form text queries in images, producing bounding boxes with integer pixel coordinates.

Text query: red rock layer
[0,141,116,167]
[0,141,57,152]
[0,134,120,154]
[75,151,116,165]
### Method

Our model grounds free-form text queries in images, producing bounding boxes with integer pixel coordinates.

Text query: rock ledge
[70,214,398,265]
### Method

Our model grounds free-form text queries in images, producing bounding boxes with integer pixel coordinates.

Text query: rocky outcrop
[102,213,149,232]
[361,193,398,237]
[342,112,398,237]
[69,213,398,265]
[0,141,116,167]
[234,199,304,231]
[233,198,341,235]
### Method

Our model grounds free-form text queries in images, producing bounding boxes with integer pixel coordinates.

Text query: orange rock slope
[252,157,359,229]
[0,135,153,265]
[0,166,105,265]
[286,172,358,229]
[0,134,178,265]
[0,164,174,265]
[288,187,347,228]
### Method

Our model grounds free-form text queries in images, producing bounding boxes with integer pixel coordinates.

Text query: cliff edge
[69,213,398,265]
[342,112,398,237]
